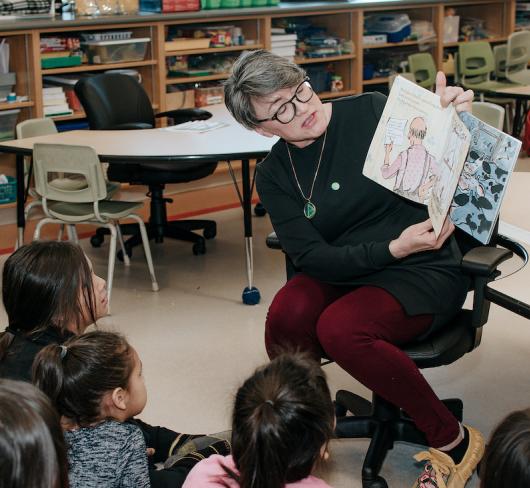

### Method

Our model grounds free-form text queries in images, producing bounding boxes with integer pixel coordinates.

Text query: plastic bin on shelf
[200,0,221,8]
[80,31,133,42]
[0,73,16,99]
[0,109,20,142]
[83,38,150,64]
[365,13,412,43]
[0,175,16,204]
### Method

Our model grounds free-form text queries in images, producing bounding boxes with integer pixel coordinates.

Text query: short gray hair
[224,50,305,130]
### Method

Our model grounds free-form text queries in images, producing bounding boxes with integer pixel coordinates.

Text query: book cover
[363,75,519,244]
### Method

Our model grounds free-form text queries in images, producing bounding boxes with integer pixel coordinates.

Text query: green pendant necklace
[285,130,327,219]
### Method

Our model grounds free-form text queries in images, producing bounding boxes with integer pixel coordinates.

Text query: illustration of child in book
[381,116,439,203]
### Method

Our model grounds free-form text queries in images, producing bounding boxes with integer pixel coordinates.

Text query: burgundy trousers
[264,273,460,448]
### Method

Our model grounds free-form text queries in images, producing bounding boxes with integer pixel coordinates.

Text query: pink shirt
[381,144,438,193]
[182,455,333,488]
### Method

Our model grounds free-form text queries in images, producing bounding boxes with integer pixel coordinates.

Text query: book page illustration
[428,112,470,235]
[450,112,521,244]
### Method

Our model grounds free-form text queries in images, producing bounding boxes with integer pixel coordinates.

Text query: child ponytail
[227,353,335,488]
[32,331,134,426]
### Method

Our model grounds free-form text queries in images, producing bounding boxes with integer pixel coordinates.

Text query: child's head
[228,353,335,488]
[480,408,530,488]
[0,379,69,488]
[2,240,107,336]
[33,331,146,427]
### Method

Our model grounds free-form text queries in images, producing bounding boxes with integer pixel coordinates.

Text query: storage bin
[220,0,239,7]
[41,56,82,69]
[251,0,267,6]
[365,13,412,43]
[0,73,16,99]
[363,63,375,80]
[0,109,20,142]
[0,175,16,204]
[81,31,133,42]
[139,0,198,13]
[165,38,210,51]
[195,86,224,107]
[200,0,221,8]
[83,38,150,64]
[166,89,195,110]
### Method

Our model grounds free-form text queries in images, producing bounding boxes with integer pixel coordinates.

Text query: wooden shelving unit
[41,59,158,75]
[165,43,263,56]
[0,101,35,110]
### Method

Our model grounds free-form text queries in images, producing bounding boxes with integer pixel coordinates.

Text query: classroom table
[485,85,530,137]
[0,104,277,305]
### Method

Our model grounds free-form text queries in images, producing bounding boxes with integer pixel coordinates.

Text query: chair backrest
[471,101,505,131]
[388,72,415,90]
[407,52,437,90]
[16,118,57,139]
[506,31,530,77]
[74,73,155,130]
[493,44,508,80]
[458,41,495,84]
[33,143,107,203]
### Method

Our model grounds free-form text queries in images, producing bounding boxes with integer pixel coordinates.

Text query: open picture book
[363,75,521,244]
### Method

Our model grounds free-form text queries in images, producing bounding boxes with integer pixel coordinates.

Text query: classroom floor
[1,165,530,487]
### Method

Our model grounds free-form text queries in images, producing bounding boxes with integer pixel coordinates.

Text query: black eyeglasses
[256,77,314,125]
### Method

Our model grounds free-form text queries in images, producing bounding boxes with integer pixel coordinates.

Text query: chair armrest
[266,231,282,250]
[461,246,513,277]
[109,122,153,130]
[155,108,212,124]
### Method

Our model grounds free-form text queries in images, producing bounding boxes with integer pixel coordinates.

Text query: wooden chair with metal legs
[32,143,159,308]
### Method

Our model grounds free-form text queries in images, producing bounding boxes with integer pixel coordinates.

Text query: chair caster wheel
[203,224,217,240]
[363,476,388,488]
[117,247,132,262]
[193,239,206,255]
[254,203,267,217]
[90,235,104,248]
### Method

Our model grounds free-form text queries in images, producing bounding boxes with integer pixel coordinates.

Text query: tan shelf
[0,101,35,110]
[50,111,86,121]
[166,73,229,84]
[363,39,435,50]
[443,36,508,48]
[0,201,17,209]
[42,59,158,75]
[165,43,263,57]
[319,89,357,99]
[363,77,389,85]
[295,54,356,65]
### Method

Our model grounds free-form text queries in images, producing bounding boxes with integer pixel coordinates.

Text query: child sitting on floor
[33,330,230,488]
[480,407,530,488]
[183,352,336,488]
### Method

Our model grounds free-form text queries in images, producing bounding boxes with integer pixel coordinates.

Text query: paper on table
[384,117,407,145]
[164,120,229,133]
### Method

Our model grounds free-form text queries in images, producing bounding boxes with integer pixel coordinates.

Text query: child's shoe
[412,425,485,488]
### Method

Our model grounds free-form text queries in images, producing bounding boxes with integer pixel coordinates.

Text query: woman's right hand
[389,218,454,259]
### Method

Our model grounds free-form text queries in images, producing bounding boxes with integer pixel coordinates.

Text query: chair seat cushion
[403,310,476,369]
[48,200,142,222]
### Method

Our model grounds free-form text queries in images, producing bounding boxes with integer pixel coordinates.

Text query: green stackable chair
[471,101,505,131]
[505,31,530,85]
[458,41,517,94]
[407,52,437,90]
[16,118,120,246]
[32,143,159,308]
[493,44,508,80]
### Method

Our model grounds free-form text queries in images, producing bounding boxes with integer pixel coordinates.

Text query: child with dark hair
[480,408,530,488]
[183,353,335,488]
[0,240,107,382]
[0,378,69,488]
[33,330,230,488]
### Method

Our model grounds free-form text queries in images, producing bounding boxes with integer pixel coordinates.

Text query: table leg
[241,159,260,305]
[513,99,523,138]
[15,153,25,249]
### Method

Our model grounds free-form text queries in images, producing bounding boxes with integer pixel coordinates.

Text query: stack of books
[42,86,73,117]
[42,75,84,115]
[270,28,298,61]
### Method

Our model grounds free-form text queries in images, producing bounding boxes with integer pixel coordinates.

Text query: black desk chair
[265,230,528,488]
[75,73,217,257]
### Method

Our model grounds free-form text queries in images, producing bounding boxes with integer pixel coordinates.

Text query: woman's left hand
[435,71,474,113]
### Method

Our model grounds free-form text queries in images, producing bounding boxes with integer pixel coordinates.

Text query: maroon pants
[265,273,460,448]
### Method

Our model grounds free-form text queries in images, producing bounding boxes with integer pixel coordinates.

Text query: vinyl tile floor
[1,173,530,488]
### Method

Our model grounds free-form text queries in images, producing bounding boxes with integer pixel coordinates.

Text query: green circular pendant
[304,201,317,219]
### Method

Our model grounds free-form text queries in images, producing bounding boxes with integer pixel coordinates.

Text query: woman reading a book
[224,50,481,488]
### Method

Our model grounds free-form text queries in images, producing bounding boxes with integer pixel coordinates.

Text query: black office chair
[75,73,217,257]
[265,229,529,488]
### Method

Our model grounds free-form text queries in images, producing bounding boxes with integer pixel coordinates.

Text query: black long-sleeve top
[256,93,470,316]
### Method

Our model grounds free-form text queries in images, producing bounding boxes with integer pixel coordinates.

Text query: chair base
[335,391,463,488]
